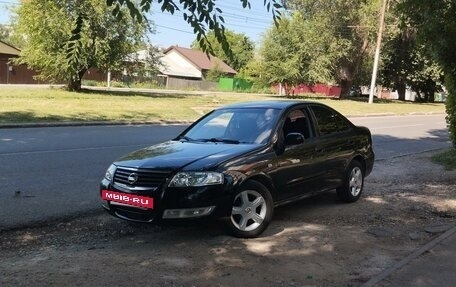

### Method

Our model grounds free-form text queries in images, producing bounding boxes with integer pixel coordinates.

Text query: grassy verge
[0,87,446,124]
[432,149,456,170]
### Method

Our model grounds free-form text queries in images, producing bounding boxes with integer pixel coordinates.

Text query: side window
[282,109,311,139]
[310,105,351,136]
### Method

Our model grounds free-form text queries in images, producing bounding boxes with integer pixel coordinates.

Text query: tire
[228,180,273,238]
[337,160,364,203]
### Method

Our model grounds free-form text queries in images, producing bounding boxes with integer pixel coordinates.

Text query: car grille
[114,205,156,222]
[114,167,171,189]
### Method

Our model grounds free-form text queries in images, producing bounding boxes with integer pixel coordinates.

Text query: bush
[445,75,456,147]
[82,80,99,87]
[432,148,456,170]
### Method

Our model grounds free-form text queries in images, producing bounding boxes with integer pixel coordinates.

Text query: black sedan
[100,101,374,238]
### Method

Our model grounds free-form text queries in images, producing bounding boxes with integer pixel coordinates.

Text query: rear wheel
[337,160,364,202]
[228,180,273,238]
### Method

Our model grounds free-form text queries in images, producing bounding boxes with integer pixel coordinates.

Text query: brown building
[0,40,108,85]
[0,40,45,84]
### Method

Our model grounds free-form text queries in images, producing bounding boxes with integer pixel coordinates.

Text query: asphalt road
[0,114,451,230]
[350,114,450,160]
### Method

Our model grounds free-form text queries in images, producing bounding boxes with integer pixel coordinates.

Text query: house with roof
[0,40,37,84]
[160,45,237,81]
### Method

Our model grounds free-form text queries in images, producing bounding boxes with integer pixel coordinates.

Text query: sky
[0,0,275,49]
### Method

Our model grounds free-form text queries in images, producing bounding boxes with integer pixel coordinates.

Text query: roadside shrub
[445,74,456,147]
[82,80,98,87]
[432,149,456,170]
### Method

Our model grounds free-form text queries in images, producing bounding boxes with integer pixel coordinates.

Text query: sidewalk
[362,225,456,286]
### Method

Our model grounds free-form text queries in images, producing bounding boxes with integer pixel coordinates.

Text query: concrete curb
[347,112,446,118]
[361,225,456,287]
[0,120,192,129]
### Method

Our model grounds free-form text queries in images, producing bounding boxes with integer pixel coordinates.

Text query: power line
[154,24,194,34]
[216,1,279,15]
[151,7,272,26]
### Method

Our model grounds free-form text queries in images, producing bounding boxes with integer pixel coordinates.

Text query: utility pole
[368,0,388,104]
[107,70,111,89]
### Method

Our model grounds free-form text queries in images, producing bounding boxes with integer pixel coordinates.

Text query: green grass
[432,149,456,170]
[0,87,446,124]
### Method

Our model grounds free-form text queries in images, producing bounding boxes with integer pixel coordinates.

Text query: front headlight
[104,164,117,181]
[169,172,224,187]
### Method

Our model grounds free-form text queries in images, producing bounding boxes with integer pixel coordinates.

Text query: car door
[269,108,321,201]
[308,105,356,191]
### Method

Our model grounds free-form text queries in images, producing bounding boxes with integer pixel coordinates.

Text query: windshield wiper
[178,136,194,142]
[201,138,240,144]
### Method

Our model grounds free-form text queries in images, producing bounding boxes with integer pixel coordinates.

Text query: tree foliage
[15,0,150,91]
[0,25,10,43]
[284,0,380,95]
[0,24,26,48]
[257,12,343,95]
[399,0,456,145]
[381,27,443,102]
[205,64,229,82]
[191,30,254,72]
[124,45,164,80]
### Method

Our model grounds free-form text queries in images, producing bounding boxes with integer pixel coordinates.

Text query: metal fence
[166,77,218,91]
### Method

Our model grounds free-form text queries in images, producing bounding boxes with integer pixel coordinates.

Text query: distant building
[123,45,237,90]
[0,40,43,84]
[160,45,237,80]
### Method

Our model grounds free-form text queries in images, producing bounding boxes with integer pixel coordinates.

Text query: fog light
[162,206,215,219]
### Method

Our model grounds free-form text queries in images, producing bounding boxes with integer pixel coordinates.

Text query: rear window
[310,105,351,136]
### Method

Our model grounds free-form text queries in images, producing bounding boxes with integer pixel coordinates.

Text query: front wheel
[337,160,364,202]
[228,180,273,238]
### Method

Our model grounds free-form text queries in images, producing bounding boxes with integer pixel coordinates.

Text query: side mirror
[285,133,305,146]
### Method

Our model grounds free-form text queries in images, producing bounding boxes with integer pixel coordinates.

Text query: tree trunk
[396,80,406,101]
[427,80,436,103]
[67,69,87,92]
[338,36,369,98]
[68,78,81,92]
[339,79,353,98]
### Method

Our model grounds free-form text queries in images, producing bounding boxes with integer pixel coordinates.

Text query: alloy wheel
[231,190,267,232]
[349,167,363,196]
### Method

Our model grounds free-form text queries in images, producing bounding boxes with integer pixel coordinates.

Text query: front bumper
[100,177,234,223]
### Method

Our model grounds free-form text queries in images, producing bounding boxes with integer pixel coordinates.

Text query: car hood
[114,140,258,171]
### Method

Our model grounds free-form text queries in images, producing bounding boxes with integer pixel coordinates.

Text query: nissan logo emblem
[127,173,138,184]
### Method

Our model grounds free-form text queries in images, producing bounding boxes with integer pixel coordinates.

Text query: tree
[258,12,342,96]
[399,0,456,145]
[381,27,443,102]
[285,0,380,95]
[205,64,229,82]
[191,30,254,71]
[0,25,10,42]
[125,45,164,80]
[14,0,150,91]
[0,24,25,48]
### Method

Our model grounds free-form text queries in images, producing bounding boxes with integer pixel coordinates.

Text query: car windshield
[181,108,281,144]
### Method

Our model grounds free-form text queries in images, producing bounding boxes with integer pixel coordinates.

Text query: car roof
[218,100,315,110]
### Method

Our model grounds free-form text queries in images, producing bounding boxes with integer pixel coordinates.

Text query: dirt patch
[1,151,455,286]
